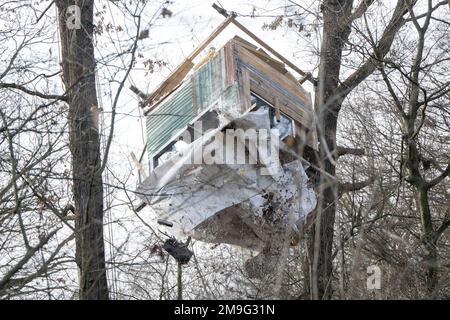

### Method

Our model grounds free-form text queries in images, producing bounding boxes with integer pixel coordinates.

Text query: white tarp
[135,108,317,250]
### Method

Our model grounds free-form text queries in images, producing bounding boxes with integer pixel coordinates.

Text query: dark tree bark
[309,0,411,299]
[55,0,109,300]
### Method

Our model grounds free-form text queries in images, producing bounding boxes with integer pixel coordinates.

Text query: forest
[0,0,449,301]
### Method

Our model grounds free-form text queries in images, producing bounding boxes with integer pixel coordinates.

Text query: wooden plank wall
[232,39,318,150]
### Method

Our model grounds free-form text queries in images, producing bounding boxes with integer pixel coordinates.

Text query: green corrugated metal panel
[146,82,193,157]
[216,84,239,112]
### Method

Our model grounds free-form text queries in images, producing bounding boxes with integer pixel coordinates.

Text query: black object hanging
[162,238,193,264]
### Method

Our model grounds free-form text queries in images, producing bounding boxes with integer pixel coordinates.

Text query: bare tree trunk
[418,187,438,293]
[177,262,182,300]
[310,0,352,300]
[405,138,438,293]
[307,0,411,299]
[55,0,109,300]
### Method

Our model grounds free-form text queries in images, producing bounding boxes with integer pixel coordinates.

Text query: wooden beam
[130,84,148,100]
[239,41,287,74]
[135,202,147,212]
[130,151,148,180]
[212,3,317,86]
[142,14,236,110]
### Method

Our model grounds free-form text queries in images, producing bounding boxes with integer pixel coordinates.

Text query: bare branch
[339,176,375,194]
[347,0,375,23]
[335,0,413,104]
[336,146,365,158]
[0,82,67,101]
[426,163,450,189]
[99,14,142,174]
[0,229,59,292]
[433,219,450,243]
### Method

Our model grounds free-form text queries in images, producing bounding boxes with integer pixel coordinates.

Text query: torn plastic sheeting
[135,108,317,248]
[137,107,272,204]
[142,106,264,192]
[137,161,280,236]
[244,159,316,227]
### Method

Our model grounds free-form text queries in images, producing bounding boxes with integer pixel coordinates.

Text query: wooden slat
[230,18,309,77]
[241,69,251,112]
[212,4,316,85]
[130,152,148,180]
[224,41,235,85]
[306,91,318,149]
[247,47,287,74]
[233,36,287,74]
[235,43,310,103]
[232,35,257,50]
[229,37,315,140]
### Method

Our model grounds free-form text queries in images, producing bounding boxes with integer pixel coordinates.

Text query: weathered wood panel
[235,43,310,103]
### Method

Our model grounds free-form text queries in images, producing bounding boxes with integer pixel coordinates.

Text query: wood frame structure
[142,30,318,170]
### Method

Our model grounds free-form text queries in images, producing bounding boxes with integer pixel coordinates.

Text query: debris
[157,219,173,227]
[136,107,317,250]
[138,29,149,40]
[135,27,318,273]
[149,244,165,260]
[161,8,173,19]
[162,238,193,264]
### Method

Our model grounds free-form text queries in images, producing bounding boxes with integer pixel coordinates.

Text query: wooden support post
[299,72,313,85]
[177,262,183,300]
[274,96,281,121]
[177,236,191,300]
[212,3,317,86]
[130,151,148,181]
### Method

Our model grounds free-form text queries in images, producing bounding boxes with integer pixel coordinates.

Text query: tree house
[135,21,318,278]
